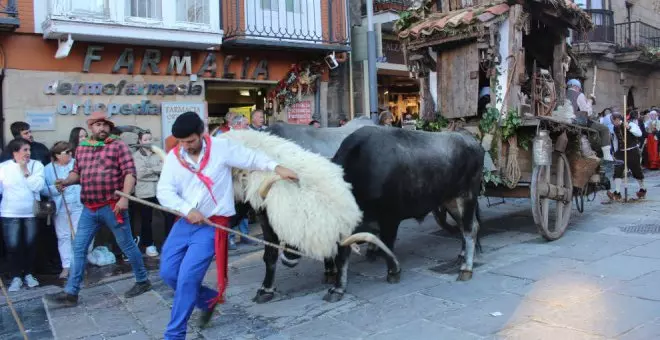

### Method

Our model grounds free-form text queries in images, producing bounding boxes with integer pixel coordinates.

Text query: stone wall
[584,60,660,113]
[612,0,660,26]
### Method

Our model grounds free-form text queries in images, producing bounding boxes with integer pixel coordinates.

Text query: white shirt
[157,136,279,218]
[0,159,45,218]
[613,121,642,152]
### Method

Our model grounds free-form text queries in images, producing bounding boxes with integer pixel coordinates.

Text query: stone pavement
[3,173,660,339]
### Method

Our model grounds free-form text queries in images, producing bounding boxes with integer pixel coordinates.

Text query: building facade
[572,0,660,112]
[350,0,432,122]
[0,0,351,147]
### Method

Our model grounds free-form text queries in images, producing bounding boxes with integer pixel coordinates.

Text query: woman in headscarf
[644,110,660,169]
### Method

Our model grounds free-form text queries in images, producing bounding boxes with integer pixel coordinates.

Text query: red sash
[173,135,228,308]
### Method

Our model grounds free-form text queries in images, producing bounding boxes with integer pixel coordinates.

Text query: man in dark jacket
[0,122,50,165]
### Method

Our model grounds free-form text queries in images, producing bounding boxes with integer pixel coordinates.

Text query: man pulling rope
[156,112,298,339]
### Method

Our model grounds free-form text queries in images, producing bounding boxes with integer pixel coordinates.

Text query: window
[68,0,106,15]
[582,0,611,10]
[126,0,162,19]
[176,0,209,24]
[285,0,301,13]
[261,0,278,11]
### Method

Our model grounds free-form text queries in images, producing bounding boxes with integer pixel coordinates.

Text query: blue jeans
[229,218,249,243]
[160,218,217,340]
[1,217,37,278]
[65,206,148,295]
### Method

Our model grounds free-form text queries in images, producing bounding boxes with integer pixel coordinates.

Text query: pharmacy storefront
[1,37,323,147]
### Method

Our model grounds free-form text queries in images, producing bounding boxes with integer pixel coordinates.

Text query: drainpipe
[346,0,354,119]
[366,0,378,122]
[0,45,5,146]
[314,77,321,121]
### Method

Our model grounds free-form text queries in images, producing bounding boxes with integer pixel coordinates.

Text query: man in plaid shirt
[45,111,151,307]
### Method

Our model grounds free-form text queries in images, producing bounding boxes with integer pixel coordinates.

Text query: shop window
[176,0,210,24]
[126,0,162,20]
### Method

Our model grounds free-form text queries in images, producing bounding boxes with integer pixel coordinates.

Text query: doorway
[627,87,635,111]
[205,81,274,125]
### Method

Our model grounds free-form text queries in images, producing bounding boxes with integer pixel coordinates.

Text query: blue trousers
[229,218,249,243]
[160,218,217,340]
[65,206,148,295]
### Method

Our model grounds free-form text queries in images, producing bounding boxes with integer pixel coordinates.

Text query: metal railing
[223,0,349,46]
[0,0,17,18]
[573,9,615,44]
[615,21,660,50]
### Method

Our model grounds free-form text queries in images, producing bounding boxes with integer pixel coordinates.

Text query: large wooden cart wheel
[530,152,573,240]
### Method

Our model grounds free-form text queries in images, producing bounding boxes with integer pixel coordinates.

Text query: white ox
[216,129,399,303]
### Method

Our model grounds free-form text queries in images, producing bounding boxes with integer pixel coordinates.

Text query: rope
[115,191,321,261]
[0,279,28,340]
[505,135,521,188]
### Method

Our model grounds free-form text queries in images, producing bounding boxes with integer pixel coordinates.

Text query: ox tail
[339,232,400,274]
[475,201,483,254]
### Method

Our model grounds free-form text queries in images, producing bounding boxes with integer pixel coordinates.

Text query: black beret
[172,112,204,138]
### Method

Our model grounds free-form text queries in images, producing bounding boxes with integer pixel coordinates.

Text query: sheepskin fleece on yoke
[217,130,362,260]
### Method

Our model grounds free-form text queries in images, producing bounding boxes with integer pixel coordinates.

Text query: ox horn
[339,232,401,273]
[258,175,285,199]
[150,145,167,161]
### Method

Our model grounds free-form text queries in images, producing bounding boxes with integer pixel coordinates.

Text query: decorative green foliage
[416,111,448,131]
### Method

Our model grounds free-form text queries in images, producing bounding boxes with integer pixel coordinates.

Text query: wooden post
[553,35,567,105]
[623,94,628,201]
[507,4,524,113]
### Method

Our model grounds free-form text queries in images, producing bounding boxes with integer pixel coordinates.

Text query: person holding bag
[0,138,45,292]
[42,141,89,279]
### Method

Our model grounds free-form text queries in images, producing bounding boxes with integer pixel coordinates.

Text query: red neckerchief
[174,134,217,204]
[173,134,228,308]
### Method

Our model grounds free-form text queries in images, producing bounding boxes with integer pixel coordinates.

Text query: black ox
[328,126,485,288]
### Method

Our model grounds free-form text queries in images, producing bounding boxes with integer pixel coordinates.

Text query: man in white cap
[567,78,614,162]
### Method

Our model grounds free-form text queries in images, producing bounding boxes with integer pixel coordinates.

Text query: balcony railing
[573,9,614,44]
[615,21,660,50]
[223,0,349,48]
[0,0,19,31]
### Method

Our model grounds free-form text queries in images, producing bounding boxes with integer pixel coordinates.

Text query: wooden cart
[483,116,602,240]
[398,0,597,241]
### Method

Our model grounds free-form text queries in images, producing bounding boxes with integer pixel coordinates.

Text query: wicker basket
[568,153,600,189]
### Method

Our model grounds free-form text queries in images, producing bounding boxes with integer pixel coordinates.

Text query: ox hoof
[323,272,337,284]
[457,270,473,281]
[386,270,401,284]
[252,289,275,304]
[323,289,344,303]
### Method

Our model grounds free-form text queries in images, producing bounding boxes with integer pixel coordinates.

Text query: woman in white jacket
[0,138,45,292]
[42,141,86,279]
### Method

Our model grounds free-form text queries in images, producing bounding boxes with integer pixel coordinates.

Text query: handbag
[31,162,56,225]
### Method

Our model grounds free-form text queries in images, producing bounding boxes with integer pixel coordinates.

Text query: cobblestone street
[3,174,660,339]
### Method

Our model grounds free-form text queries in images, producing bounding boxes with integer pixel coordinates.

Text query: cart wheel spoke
[531,153,573,241]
